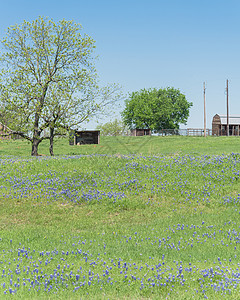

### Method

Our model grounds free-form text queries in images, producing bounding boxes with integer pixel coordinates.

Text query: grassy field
[0,136,240,299]
[1,135,240,156]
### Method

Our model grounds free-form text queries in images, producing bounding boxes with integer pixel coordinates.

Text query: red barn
[212,114,240,136]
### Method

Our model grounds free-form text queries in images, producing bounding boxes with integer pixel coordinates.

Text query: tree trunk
[31,136,41,156]
[49,126,54,156]
[31,85,49,156]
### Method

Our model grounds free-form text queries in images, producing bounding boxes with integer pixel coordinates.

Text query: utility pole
[226,79,229,136]
[203,82,206,137]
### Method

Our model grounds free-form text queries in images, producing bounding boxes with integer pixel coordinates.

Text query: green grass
[1,135,240,157]
[0,136,240,299]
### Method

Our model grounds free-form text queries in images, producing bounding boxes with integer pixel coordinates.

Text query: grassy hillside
[0,136,240,299]
[0,135,239,157]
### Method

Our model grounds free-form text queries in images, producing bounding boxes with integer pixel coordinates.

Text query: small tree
[0,17,120,156]
[121,87,192,131]
[96,119,128,136]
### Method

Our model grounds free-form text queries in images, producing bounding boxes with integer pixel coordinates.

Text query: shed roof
[74,130,100,133]
[218,115,240,125]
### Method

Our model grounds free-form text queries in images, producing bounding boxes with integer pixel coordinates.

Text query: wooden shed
[212,114,240,136]
[131,128,151,136]
[0,123,12,140]
[69,130,100,145]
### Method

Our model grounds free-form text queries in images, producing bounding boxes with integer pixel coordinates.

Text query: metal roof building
[212,114,240,136]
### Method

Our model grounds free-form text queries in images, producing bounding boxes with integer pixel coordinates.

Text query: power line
[226,79,229,136]
[203,82,206,137]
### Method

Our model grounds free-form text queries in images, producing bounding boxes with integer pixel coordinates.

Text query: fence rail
[154,128,212,136]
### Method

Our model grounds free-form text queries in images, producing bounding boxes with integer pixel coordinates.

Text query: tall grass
[0,136,240,299]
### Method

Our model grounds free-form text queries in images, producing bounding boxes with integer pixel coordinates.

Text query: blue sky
[1,0,240,129]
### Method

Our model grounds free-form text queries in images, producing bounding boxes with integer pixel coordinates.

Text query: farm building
[69,130,100,145]
[0,122,12,140]
[212,114,240,136]
[131,128,151,136]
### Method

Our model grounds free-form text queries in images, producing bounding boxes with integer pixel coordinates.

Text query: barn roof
[218,115,240,125]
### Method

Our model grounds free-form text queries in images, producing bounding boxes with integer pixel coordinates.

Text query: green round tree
[121,87,193,131]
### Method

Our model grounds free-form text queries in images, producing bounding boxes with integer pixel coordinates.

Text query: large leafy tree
[121,87,192,131]
[0,17,120,156]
